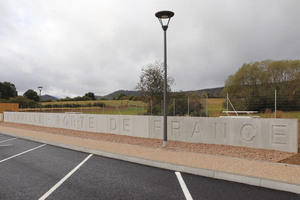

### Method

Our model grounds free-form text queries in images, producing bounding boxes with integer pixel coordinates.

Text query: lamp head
[155,10,174,30]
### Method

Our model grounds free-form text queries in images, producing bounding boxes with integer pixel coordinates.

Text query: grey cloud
[0,0,299,97]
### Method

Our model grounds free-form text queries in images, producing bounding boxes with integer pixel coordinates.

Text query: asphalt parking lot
[0,133,299,200]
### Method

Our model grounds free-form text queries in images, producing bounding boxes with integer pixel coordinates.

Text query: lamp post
[155,10,174,147]
[38,86,43,112]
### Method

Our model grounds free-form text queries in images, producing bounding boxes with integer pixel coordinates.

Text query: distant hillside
[41,94,58,101]
[185,87,224,97]
[101,87,224,99]
[100,90,141,100]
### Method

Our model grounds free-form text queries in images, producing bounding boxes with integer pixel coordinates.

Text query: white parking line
[0,138,17,144]
[0,144,46,163]
[39,154,93,200]
[175,171,193,200]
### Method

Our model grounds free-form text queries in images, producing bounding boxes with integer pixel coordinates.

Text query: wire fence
[18,90,300,119]
[18,97,225,117]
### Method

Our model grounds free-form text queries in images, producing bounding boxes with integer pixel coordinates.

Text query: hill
[99,90,141,100]
[41,94,58,101]
[185,87,224,97]
[101,87,224,99]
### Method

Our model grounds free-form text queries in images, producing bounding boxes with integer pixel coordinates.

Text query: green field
[205,98,226,117]
[38,100,148,115]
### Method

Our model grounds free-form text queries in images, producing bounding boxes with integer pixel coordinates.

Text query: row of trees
[0,87,40,108]
[0,83,43,106]
[223,60,300,111]
[57,92,96,102]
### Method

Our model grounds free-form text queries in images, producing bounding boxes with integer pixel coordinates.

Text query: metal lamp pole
[155,10,174,147]
[38,86,43,112]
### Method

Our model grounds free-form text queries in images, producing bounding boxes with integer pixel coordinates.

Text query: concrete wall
[3,112,298,153]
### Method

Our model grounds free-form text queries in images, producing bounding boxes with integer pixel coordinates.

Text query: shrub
[276,110,284,118]
[93,103,105,107]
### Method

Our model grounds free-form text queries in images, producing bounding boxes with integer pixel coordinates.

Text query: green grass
[39,100,149,115]
[84,105,148,115]
[204,98,226,117]
[258,111,300,121]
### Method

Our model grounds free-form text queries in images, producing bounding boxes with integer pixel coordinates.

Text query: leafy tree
[223,60,300,111]
[128,95,137,101]
[136,61,174,105]
[74,96,92,101]
[85,92,96,100]
[117,93,126,100]
[23,89,40,102]
[0,81,18,99]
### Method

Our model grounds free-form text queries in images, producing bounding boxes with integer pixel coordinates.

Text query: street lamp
[155,10,174,147]
[38,86,43,112]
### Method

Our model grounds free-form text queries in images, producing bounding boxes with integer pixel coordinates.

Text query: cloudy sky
[1,0,299,98]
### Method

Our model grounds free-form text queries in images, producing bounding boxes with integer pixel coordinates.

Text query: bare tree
[136,61,174,105]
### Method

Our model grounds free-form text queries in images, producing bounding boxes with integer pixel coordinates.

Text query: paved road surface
[0,133,299,200]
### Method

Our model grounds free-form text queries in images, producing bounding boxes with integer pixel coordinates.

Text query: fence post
[92,103,94,114]
[275,90,277,119]
[161,100,163,116]
[206,94,208,117]
[226,93,229,115]
[151,100,152,115]
[173,98,175,116]
[188,97,190,116]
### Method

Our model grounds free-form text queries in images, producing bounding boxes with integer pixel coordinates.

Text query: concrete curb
[2,132,300,195]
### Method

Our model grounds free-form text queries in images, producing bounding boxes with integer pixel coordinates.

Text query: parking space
[0,134,15,141]
[46,156,185,200]
[181,173,298,200]
[0,132,299,200]
[0,137,43,161]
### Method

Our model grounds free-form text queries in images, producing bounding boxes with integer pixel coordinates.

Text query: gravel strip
[0,122,294,162]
